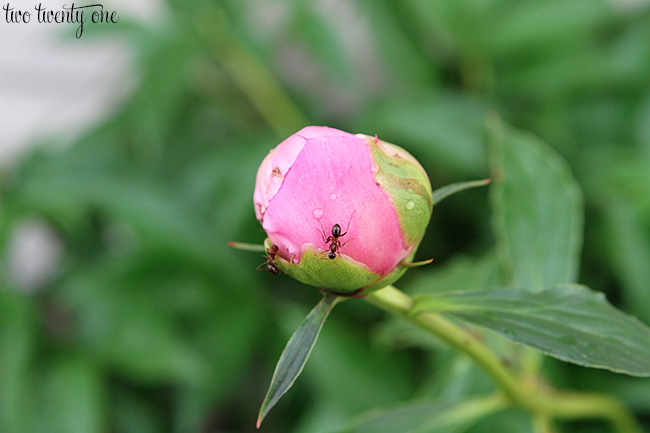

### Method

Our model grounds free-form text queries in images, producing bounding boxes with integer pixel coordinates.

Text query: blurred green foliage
[2,0,650,432]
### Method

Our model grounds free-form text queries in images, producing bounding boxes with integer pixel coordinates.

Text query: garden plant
[1,1,650,433]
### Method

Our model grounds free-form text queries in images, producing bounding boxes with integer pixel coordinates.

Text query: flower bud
[254,126,432,295]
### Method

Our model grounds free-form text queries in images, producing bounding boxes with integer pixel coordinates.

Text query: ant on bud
[319,210,356,259]
[257,244,280,275]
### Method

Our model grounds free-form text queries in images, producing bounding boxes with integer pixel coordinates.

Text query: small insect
[257,244,280,275]
[319,210,356,259]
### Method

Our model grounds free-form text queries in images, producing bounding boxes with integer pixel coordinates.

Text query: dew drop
[312,208,324,219]
[405,201,415,210]
[330,193,338,201]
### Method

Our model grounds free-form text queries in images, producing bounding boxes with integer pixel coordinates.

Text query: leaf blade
[413,285,650,376]
[257,293,339,427]
[488,119,583,292]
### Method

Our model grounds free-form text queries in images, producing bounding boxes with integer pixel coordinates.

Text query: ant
[319,210,355,259]
[257,244,280,275]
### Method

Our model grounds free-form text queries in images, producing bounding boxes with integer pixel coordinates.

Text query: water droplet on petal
[406,201,415,210]
[313,209,324,219]
[330,193,337,200]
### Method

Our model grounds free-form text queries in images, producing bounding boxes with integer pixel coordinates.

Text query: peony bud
[254,126,432,295]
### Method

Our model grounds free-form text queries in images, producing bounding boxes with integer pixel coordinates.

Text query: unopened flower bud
[254,126,432,295]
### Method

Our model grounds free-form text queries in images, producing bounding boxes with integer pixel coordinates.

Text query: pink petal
[262,132,409,275]
[254,126,348,221]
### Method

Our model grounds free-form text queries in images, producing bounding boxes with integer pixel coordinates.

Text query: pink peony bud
[254,126,433,295]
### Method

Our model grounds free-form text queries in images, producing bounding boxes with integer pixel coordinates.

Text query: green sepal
[364,136,433,248]
[432,178,491,207]
[227,241,266,252]
[400,258,433,268]
[359,249,419,294]
[266,239,424,295]
[268,239,381,293]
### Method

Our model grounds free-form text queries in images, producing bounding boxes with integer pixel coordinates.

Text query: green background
[1,0,650,432]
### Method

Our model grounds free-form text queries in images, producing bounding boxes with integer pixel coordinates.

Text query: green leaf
[412,285,650,376]
[488,119,583,292]
[39,355,105,433]
[112,387,165,433]
[257,293,339,427]
[301,303,413,412]
[0,290,36,433]
[376,252,502,352]
[59,260,211,386]
[359,93,489,175]
[603,201,650,324]
[11,152,221,268]
[363,1,433,89]
[432,179,491,207]
[290,2,355,85]
[486,0,610,58]
[407,251,502,296]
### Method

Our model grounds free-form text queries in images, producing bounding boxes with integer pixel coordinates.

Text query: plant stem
[426,393,507,431]
[195,5,309,137]
[365,285,641,433]
[365,285,527,402]
[532,413,556,433]
[547,392,640,433]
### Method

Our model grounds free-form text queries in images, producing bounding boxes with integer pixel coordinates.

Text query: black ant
[319,210,355,259]
[257,244,280,275]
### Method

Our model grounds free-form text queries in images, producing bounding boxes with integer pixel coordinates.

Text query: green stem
[195,5,309,137]
[424,393,507,432]
[365,286,527,402]
[547,392,640,433]
[365,285,641,433]
[532,412,556,433]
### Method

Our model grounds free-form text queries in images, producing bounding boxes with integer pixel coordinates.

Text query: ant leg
[340,238,353,248]
[316,228,326,243]
[339,209,357,237]
[318,219,330,243]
